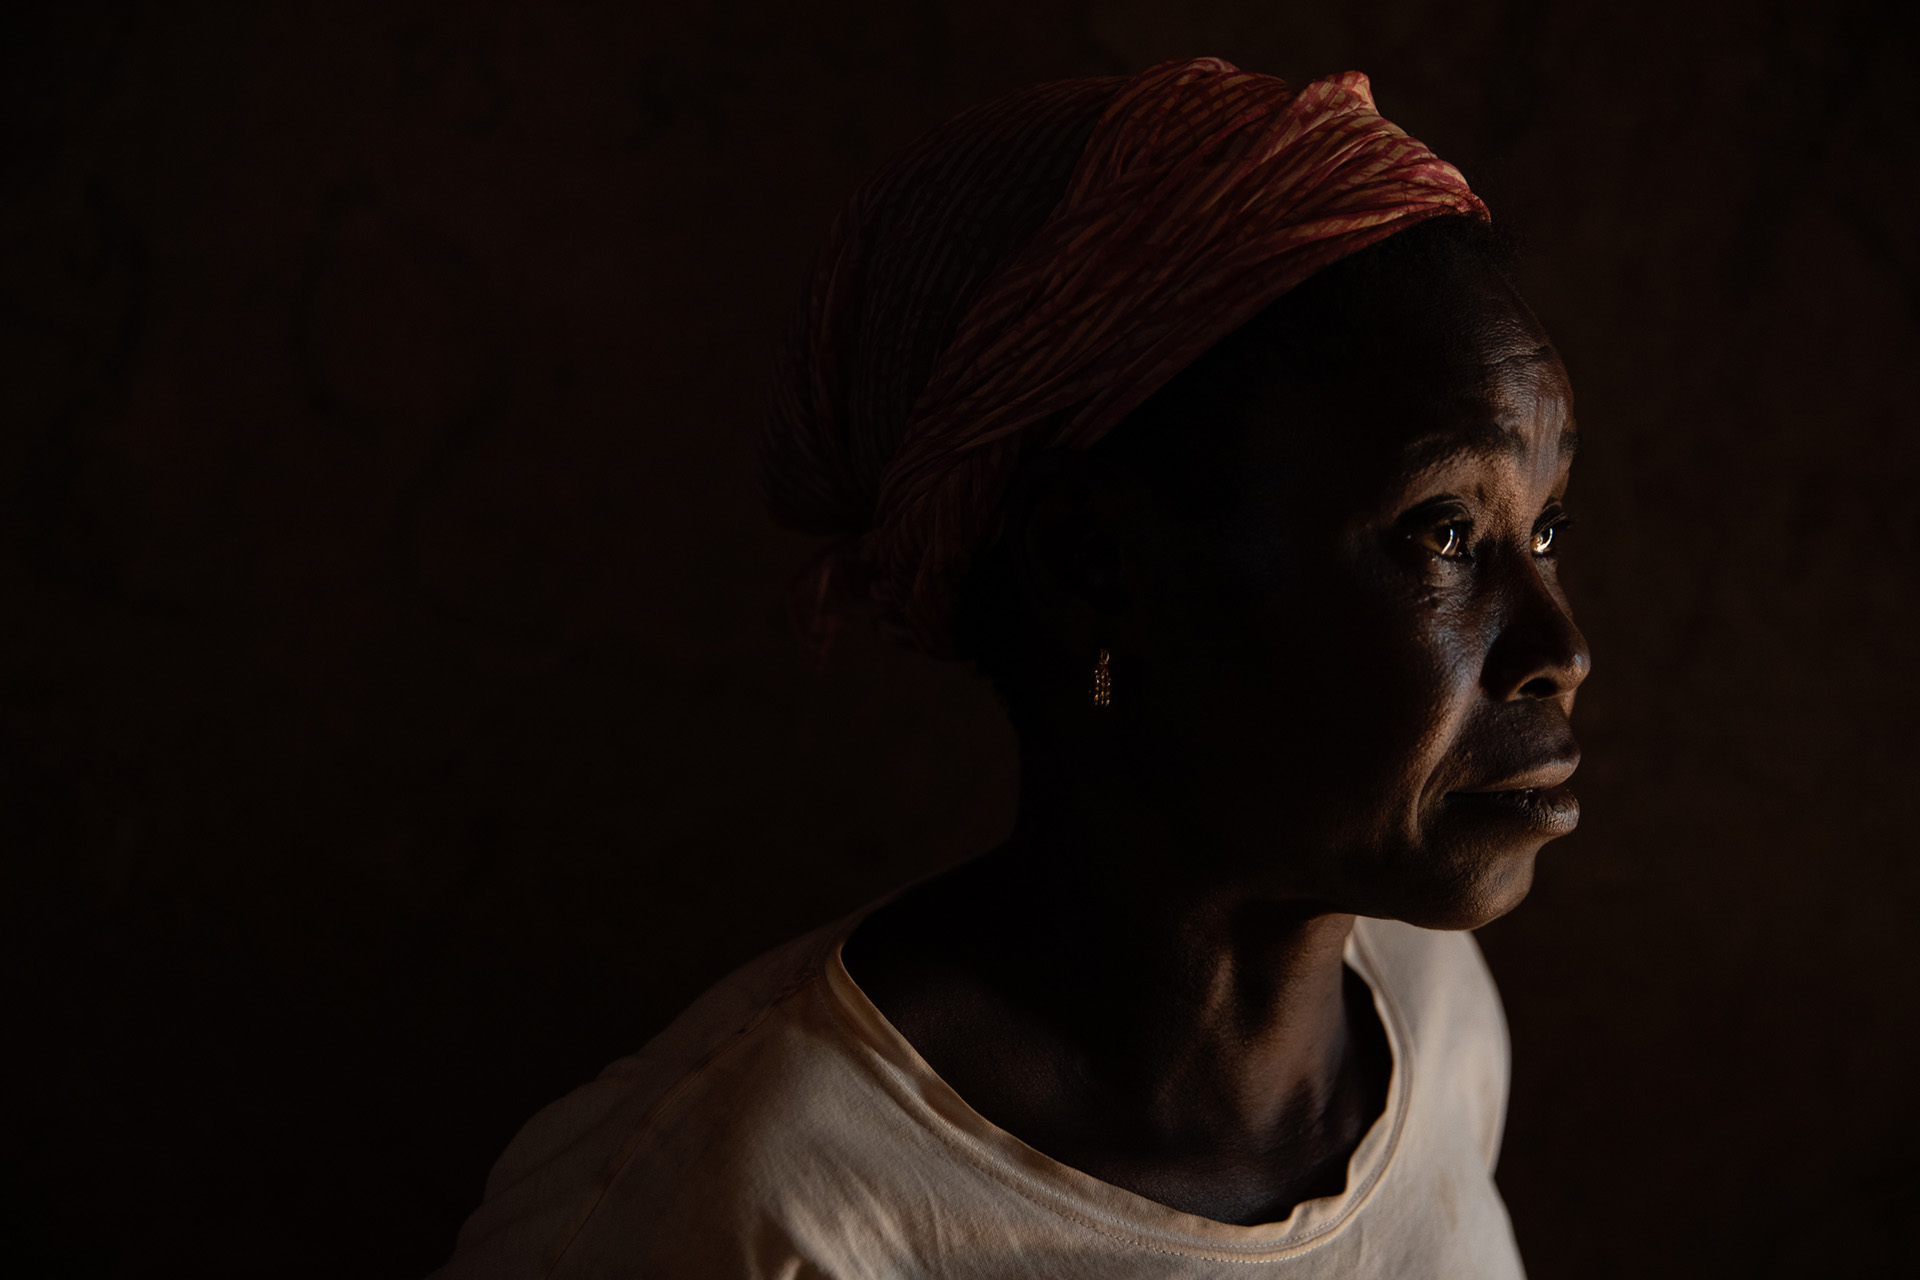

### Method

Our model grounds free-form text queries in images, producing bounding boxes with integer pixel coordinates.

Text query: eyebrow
[1399,421,1580,473]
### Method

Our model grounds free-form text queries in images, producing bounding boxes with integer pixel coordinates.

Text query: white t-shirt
[435,911,1523,1278]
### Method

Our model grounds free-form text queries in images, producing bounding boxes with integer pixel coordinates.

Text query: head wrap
[762,57,1488,660]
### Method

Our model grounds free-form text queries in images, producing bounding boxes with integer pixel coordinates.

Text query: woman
[437,57,1586,1278]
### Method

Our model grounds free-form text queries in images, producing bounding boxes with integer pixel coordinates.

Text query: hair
[952,213,1522,734]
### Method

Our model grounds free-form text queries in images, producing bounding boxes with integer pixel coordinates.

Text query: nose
[1483,556,1591,706]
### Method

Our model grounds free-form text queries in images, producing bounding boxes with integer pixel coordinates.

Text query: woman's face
[1112,272,1589,930]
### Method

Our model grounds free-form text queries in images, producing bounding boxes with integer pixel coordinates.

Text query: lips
[1444,746,1582,836]
[1445,783,1580,836]
[1452,755,1579,796]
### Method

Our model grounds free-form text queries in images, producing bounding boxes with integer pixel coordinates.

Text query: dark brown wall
[4,2,1915,1275]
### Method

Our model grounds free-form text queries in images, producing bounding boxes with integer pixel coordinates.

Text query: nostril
[1518,675,1560,700]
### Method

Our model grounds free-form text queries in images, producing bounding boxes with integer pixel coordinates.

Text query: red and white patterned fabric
[762,57,1488,660]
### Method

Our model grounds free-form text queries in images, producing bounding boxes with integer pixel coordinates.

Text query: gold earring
[1091,648,1111,708]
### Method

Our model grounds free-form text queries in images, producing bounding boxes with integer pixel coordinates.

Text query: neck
[963,810,1358,1142]
[860,745,1368,1151]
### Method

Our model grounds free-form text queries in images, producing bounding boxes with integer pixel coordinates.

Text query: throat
[840,872,1394,1226]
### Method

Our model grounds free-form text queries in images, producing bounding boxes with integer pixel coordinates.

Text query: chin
[1382,840,1544,931]
[1372,784,1581,929]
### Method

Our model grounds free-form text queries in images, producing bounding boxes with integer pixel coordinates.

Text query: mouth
[1444,782,1580,837]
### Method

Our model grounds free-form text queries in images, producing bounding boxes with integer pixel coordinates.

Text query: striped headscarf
[762,57,1488,660]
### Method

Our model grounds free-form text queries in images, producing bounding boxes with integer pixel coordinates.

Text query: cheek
[1139,534,1488,807]
[1400,599,1492,786]
[1289,583,1488,803]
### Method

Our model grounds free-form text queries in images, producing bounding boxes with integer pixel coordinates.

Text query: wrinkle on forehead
[1487,343,1557,369]
[1387,337,1577,494]
[1133,255,1578,521]
[1397,421,1579,477]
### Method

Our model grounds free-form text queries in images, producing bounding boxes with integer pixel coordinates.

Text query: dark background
[4,1,1916,1275]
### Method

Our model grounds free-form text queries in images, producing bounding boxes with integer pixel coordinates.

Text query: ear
[1000,449,1131,656]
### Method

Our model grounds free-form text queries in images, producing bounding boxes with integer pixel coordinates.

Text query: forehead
[1394,343,1578,475]
[1269,282,1579,484]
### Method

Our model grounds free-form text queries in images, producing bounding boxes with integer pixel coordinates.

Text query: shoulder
[434,919,865,1279]
[1351,917,1511,1173]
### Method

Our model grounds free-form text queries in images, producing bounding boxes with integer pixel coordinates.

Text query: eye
[1414,521,1471,560]
[1531,512,1572,556]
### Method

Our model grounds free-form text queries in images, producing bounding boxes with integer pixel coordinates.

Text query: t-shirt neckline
[817,912,1413,1262]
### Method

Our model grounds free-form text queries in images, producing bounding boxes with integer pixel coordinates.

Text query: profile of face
[1009,240,1589,931]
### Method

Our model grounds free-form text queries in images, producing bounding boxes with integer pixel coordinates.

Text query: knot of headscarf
[761,57,1488,661]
